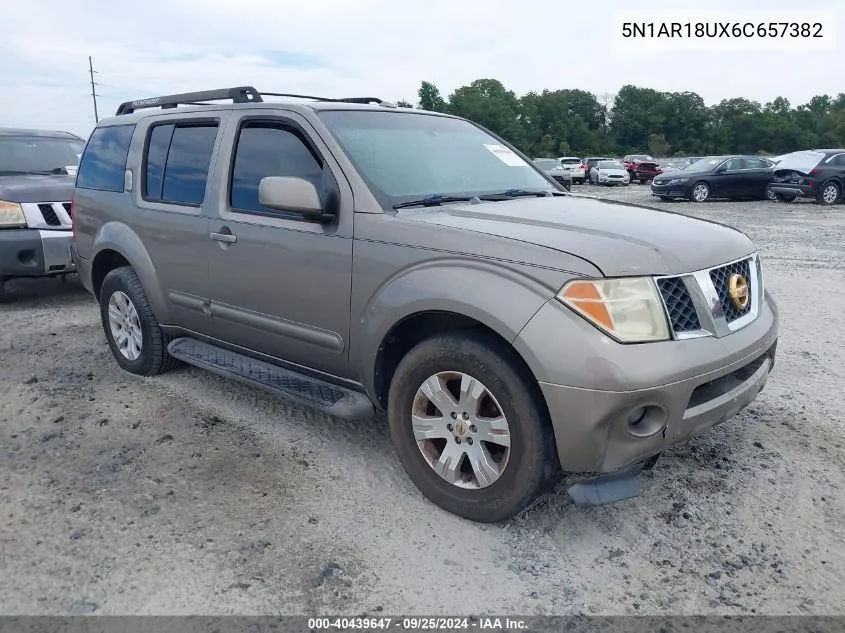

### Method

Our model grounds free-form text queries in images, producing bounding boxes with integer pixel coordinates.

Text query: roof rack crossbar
[115,86,263,115]
[260,92,383,104]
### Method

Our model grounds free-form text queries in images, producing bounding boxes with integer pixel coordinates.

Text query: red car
[622,154,663,184]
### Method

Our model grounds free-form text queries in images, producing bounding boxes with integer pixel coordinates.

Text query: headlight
[0,201,27,228]
[557,277,670,343]
[667,178,688,185]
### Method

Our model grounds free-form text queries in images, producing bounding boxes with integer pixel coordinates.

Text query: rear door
[203,109,355,378]
[127,112,230,333]
[744,157,775,197]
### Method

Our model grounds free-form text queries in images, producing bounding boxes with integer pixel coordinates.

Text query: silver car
[70,86,779,523]
[533,158,572,191]
[590,159,630,186]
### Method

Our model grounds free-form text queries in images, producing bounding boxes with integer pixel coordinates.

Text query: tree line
[395,79,845,159]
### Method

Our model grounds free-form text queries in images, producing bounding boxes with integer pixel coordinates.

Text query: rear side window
[76,125,135,192]
[143,123,218,205]
[229,123,323,215]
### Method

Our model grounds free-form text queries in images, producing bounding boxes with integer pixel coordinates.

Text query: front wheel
[690,181,710,202]
[99,267,179,376]
[387,332,559,523]
[817,181,841,206]
[764,184,777,201]
[775,193,796,203]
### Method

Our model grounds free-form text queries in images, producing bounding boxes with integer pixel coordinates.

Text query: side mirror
[258,176,326,220]
[715,165,726,173]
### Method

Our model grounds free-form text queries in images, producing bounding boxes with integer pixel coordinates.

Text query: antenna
[88,56,100,123]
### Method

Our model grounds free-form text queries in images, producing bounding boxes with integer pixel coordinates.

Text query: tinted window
[722,158,746,170]
[76,125,135,191]
[829,154,845,166]
[230,125,323,214]
[144,124,174,200]
[745,158,772,169]
[158,125,218,205]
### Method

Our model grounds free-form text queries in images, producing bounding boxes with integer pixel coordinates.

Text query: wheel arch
[90,221,169,322]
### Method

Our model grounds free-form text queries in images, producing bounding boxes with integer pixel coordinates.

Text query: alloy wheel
[107,290,143,361]
[411,371,511,489]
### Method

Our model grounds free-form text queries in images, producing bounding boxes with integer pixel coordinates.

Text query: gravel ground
[1,185,843,616]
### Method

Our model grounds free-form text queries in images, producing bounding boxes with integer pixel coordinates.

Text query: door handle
[210,231,237,244]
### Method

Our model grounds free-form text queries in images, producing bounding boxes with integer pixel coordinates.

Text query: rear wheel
[817,181,841,206]
[387,332,559,523]
[690,181,710,202]
[99,267,179,376]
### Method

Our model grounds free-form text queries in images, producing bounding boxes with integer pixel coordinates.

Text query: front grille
[710,259,753,323]
[552,175,568,183]
[37,203,61,226]
[62,202,72,217]
[657,277,701,332]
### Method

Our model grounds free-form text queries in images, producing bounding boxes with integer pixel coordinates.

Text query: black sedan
[650,156,776,203]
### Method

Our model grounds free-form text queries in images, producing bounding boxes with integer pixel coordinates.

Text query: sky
[0,0,840,139]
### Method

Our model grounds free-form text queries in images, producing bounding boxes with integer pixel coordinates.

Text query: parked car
[650,155,776,203]
[557,156,585,184]
[582,156,612,184]
[533,158,572,191]
[589,159,630,186]
[71,86,779,523]
[622,154,663,183]
[0,127,84,301]
[770,149,844,205]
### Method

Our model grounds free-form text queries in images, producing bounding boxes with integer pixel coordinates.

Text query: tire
[387,331,559,523]
[690,181,710,202]
[0,278,6,303]
[817,181,841,206]
[99,266,179,376]
[764,184,777,201]
[775,193,796,203]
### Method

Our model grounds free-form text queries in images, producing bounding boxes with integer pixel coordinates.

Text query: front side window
[76,125,135,192]
[0,135,86,176]
[229,123,323,215]
[143,123,218,205]
[316,110,553,208]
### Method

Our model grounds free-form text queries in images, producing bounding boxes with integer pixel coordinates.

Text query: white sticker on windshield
[483,144,525,167]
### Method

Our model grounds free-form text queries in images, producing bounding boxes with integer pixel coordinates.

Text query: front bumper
[651,181,691,198]
[0,228,75,279]
[513,292,779,474]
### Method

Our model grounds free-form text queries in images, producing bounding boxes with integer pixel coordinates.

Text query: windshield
[688,157,722,170]
[534,159,561,170]
[630,155,653,162]
[0,136,84,174]
[316,111,553,207]
[598,161,624,170]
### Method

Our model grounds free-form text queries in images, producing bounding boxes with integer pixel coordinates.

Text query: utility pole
[88,56,99,123]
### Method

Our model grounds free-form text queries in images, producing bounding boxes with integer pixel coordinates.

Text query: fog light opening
[626,404,668,438]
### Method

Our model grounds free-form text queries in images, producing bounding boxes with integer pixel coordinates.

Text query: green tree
[418,81,447,112]
[447,79,525,148]
[647,133,670,157]
[396,99,413,108]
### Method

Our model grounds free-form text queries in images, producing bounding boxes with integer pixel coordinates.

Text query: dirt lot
[1,185,843,616]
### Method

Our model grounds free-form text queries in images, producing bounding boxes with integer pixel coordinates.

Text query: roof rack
[115,86,387,115]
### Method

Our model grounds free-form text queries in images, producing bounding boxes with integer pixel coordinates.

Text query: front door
[712,157,749,197]
[204,110,354,379]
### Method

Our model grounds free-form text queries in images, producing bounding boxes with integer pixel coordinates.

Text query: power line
[89,56,100,123]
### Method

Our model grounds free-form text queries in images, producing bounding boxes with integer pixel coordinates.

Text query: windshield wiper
[393,190,557,209]
[481,189,556,199]
[393,195,479,209]
[0,167,70,176]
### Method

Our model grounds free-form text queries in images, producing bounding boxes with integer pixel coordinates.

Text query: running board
[167,337,374,420]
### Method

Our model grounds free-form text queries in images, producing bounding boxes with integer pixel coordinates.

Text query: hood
[773,150,825,175]
[400,195,754,276]
[0,174,75,203]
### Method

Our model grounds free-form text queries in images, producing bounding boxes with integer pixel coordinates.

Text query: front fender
[92,221,169,323]
[352,257,569,400]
